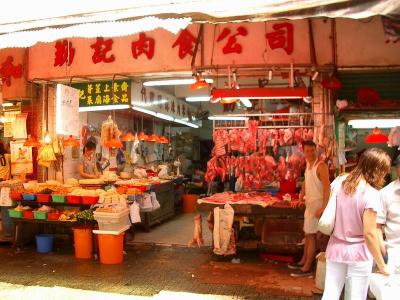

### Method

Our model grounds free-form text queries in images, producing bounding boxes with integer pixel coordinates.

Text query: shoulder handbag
[317,176,344,235]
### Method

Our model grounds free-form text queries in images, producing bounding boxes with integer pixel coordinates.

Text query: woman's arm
[79,163,97,179]
[376,224,387,256]
[363,209,389,275]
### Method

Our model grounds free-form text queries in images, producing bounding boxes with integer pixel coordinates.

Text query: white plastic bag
[129,202,141,224]
[150,192,161,211]
[317,175,347,235]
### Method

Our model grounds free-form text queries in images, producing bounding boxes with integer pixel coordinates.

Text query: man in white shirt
[377,155,400,261]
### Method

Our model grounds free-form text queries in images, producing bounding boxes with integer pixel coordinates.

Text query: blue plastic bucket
[36,234,54,253]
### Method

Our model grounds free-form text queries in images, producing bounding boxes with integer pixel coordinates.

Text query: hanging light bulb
[0,115,5,123]
[63,135,80,147]
[158,136,169,144]
[105,137,123,149]
[147,133,160,142]
[190,73,209,90]
[365,127,389,144]
[44,132,52,145]
[121,131,135,142]
[24,135,41,148]
[138,131,149,141]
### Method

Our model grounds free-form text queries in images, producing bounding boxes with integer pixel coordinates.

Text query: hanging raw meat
[228,129,239,152]
[283,129,294,145]
[270,129,279,154]
[294,128,303,149]
[258,129,270,155]
[247,120,259,153]
[276,156,287,181]
[212,130,228,157]
[278,129,285,146]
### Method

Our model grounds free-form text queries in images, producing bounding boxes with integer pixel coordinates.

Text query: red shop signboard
[27,21,315,81]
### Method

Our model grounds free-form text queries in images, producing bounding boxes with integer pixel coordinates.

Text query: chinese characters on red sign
[131,32,155,60]
[0,56,23,86]
[91,37,115,64]
[54,40,75,67]
[172,29,197,59]
[49,23,295,73]
[217,26,248,54]
[266,22,294,55]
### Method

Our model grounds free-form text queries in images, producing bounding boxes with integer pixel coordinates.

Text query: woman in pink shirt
[322,148,391,300]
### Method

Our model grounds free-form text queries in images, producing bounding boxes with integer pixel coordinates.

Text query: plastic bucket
[36,234,54,253]
[73,227,93,259]
[182,194,198,213]
[97,233,124,264]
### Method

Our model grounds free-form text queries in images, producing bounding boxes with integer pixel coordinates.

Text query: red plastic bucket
[47,212,60,221]
[67,195,81,204]
[23,210,34,219]
[36,194,51,203]
[73,227,93,259]
[97,233,124,264]
[81,196,99,205]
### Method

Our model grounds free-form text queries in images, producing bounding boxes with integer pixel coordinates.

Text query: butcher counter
[197,201,305,254]
[196,202,304,217]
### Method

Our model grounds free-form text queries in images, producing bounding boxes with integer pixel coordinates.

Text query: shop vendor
[79,141,100,179]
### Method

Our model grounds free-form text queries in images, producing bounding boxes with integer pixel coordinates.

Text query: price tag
[0,187,12,207]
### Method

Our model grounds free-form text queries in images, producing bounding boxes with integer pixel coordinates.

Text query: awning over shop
[0,0,399,49]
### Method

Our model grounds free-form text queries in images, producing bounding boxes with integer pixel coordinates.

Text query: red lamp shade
[321,75,342,91]
[63,135,80,147]
[23,135,41,148]
[121,132,135,142]
[105,138,123,149]
[158,136,169,144]
[138,131,149,141]
[147,133,160,142]
[191,75,209,90]
[365,127,389,144]
[358,87,380,106]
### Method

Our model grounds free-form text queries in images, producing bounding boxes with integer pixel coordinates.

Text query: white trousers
[322,259,373,300]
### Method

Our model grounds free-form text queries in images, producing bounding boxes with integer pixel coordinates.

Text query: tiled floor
[130,212,213,247]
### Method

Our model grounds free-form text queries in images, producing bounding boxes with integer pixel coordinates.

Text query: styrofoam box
[93,209,130,232]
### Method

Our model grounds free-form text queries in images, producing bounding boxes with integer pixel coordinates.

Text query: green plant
[75,209,95,227]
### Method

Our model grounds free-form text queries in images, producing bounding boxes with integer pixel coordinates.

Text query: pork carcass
[258,129,270,155]
[270,129,279,154]
[247,120,259,153]
[276,156,287,181]
[212,130,229,157]
[283,129,294,145]
[294,128,303,149]
[228,129,239,152]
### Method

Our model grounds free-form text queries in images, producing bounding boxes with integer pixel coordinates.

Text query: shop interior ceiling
[0,0,399,35]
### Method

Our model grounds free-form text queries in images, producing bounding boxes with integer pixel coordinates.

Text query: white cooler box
[93,209,131,232]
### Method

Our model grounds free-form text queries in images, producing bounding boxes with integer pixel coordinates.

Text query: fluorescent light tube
[132,100,168,107]
[2,102,13,107]
[174,118,199,128]
[208,116,249,121]
[348,119,400,129]
[240,98,252,108]
[185,96,211,102]
[131,106,157,116]
[78,105,130,112]
[143,78,213,87]
[157,113,174,121]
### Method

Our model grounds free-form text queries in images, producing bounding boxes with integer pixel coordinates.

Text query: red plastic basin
[66,195,81,204]
[23,210,34,219]
[47,212,60,221]
[36,194,51,203]
[81,196,99,205]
